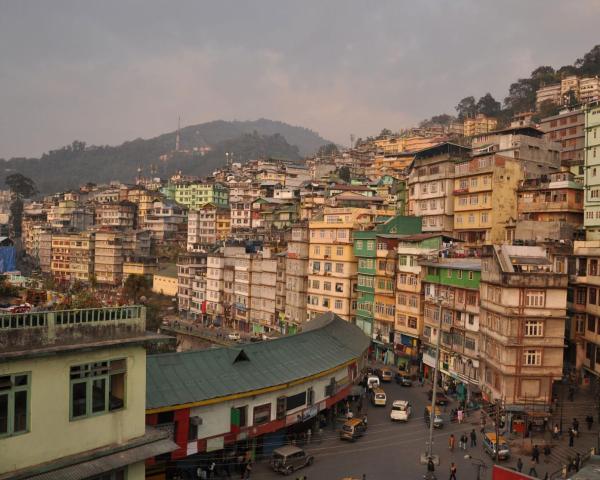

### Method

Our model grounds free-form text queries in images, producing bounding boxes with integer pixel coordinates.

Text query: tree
[379,128,393,137]
[533,100,562,122]
[455,96,477,119]
[317,143,339,157]
[564,89,578,108]
[338,166,351,183]
[123,274,151,303]
[575,45,600,76]
[5,173,37,198]
[476,93,501,117]
[503,78,536,114]
[530,66,557,88]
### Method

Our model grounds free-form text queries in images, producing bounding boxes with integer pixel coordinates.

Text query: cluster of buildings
[536,74,600,109]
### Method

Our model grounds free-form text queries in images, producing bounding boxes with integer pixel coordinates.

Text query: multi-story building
[230,198,253,231]
[408,143,471,233]
[187,204,231,251]
[285,223,309,330]
[143,200,187,242]
[536,83,562,109]
[0,305,175,479]
[172,182,229,210]
[95,201,137,228]
[539,108,585,178]
[463,114,498,137]
[583,101,600,240]
[51,232,95,283]
[420,258,482,403]
[177,253,207,319]
[308,208,370,322]
[206,252,226,325]
[517,170,584,240]
[249,251,278,334]
[452,155,522,250]
[580,76,600,104]
[275,250,287,332]
[480,245,568,417]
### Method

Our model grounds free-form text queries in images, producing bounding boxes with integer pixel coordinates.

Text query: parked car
[427,390,450,405]
[482,432,510,460]
[390,400,411,422]
[395,372,413,387]
[227,332,241,341]
[340,417,367,441]
[379,368,393,382]
[271,445,314,475]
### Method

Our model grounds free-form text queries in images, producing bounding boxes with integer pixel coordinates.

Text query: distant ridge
[1,119,332,194]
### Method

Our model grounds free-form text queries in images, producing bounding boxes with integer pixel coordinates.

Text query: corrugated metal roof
[146,313,370,410]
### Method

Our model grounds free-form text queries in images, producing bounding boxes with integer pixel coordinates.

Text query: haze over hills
[0,119,331,194]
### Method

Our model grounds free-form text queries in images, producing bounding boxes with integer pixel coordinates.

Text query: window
[523,350,541,366]
[588,315,597,332]
[70,359,126,419]
[335,263,344,273]
[323,281,331,291]
[0,373,29,437]
[253,403,271,425]
[324,262,332,273]
[408,316,417,329]
[591,287,598,305]
[525,290,545,307]
[366,241,375,251]
[524,320,544,337]
[335,283,343,293]
[276,397,286,419]
[334,299,343,310]
[314,246,320,255]
[457,270,463,279]
[286,391,307,411]
[468,271,474,280]
[356,240,363,249]
[465,337,476,350]
[336,247,344,256]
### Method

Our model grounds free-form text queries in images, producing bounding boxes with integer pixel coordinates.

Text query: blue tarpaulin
[0,247,16,273]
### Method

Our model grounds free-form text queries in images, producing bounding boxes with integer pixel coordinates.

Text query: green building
[584,101,600,239]
[353,215,422,338]
[170,182,229,210]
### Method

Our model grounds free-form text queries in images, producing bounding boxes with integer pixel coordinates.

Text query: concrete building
[206,252,226,324]
[249,251,278,334]
[0,305,175,479]
[452,155,523,250]
[580,76,600,104]
[539,108,585,178]
[420,258,482,403]
[408,143,471,233]
[230,198,253,231]
[153,264,178,296]
[95,201,137,228]
[94,229,152,286]
[463,114,498,137]
[584,101,600,240]
[536,83,562,109]
[51,231,95,283]
[480,245,568,416]
[285,223,309,330]
[143,200,187,243]
[177,253,207,318]
[173,182,229,210]
[187,204,231,251]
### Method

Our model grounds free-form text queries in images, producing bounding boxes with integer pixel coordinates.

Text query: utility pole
[494,400,501,463]
[425,297,444,462]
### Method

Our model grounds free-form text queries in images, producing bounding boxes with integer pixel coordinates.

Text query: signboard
[206,436,225,453]
[423,352,436,367]
[302,406,318,421]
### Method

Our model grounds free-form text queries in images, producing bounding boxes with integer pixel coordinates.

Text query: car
[366,375,380,390]
[270,445,314,475]
[379,368,393,382]
[427,390,450,405]
[390,400,411,422]
[424,406,444,428]
[482,432,510,460]
[340,417,367,441]
[227,332,241,341]
[395,372,413,387]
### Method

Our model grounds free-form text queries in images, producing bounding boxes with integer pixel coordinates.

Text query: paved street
[251,379,504,480]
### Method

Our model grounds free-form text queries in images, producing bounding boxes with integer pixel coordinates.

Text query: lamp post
[464,455,487,480]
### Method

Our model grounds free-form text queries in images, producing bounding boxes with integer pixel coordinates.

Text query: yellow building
[152,264,178,296]
[51,231,95,283]
[453,155,522,251]
[463,114,498,137]
[0,306,175,479]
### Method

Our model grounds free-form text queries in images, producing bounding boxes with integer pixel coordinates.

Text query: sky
[1,0,599,158]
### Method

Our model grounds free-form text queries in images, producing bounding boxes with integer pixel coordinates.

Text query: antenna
[350,134,355,149]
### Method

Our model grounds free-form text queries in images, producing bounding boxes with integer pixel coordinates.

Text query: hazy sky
[1,0,599,158]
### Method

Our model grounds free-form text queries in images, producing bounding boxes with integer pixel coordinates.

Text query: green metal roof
[146,313,370,410]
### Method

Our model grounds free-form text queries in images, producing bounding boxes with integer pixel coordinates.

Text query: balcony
[518,201,580,213]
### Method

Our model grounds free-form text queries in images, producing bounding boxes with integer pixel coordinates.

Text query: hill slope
[1,119,330,194]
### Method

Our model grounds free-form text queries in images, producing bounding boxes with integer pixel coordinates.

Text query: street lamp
[464,455,487,480]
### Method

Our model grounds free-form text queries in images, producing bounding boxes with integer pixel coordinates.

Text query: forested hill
[1,119,331,194]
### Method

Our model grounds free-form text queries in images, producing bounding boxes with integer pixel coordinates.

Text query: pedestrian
[528,460,538,478]
[242,461,252,479]
[457,408,464,424]
[543,445,551,463]
[553,424,560,439]
[569,428,575,447]
[449,462,457,480]
[532,445,540,464]
[306,428,312,444]
[470,429,477,447]
[516,458,523,473]
[208,461,216,479]
[462,433,468,451]
[573,418,579,435]
[448,434,455,451]
[543,473,549,480]
[568,386,575,401]
[527,422,533,438]
[575,452,581,471]
[458,434,464,451]
[586,415,594,430]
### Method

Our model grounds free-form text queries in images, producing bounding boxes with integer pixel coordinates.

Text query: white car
[390,400,411,422]
[367,375,380,390]
[227,332,241,341]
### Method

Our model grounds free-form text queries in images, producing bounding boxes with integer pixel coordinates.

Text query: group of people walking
[447,430,477,452]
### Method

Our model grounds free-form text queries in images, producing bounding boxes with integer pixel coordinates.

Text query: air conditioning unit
[190,416,203,426]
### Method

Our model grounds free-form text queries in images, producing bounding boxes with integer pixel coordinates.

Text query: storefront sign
[302,405,318,421]
[207,436,224,452]
[423,352,436,367]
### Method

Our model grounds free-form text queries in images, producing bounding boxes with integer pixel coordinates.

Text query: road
[251,378,508,480]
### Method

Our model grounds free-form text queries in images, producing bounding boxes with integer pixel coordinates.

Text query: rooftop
[146,312,370,411]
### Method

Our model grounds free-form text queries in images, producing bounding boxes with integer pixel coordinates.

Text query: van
[270,445,314,475]
[227,332,241,341]
[379,368,393,382]
[371,388,387,406]
[340,417,367,441]
[482,432,510,460]
[424,406,444,428]
[390,400,411,422]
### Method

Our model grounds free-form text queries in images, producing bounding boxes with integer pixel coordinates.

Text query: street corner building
[0,305,178,480]
[144,312,370,479]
